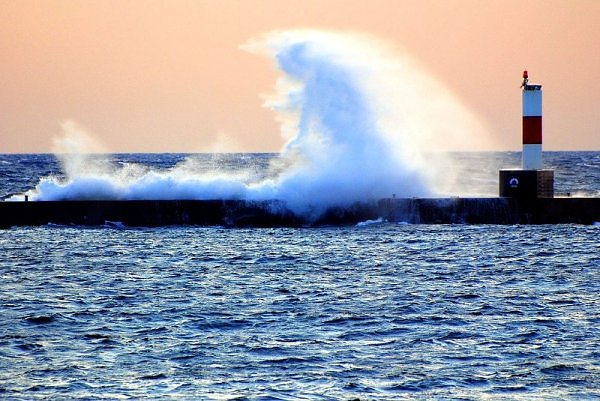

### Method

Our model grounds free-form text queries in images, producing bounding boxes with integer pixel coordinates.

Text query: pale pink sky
[1,0,599,153]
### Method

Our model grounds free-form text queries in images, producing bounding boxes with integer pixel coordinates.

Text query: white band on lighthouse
[522,81,542,170]
[523,144,542,170]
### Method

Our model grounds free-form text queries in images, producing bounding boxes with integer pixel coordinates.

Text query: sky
[1,0,599,153]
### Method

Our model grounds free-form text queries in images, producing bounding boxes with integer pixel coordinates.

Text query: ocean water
[1,152,599,400]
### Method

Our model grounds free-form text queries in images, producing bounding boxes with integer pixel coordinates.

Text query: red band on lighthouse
[522,116,542,144]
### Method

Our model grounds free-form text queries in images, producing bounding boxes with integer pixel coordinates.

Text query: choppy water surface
[1,152,599,400]
[1,224,599,400]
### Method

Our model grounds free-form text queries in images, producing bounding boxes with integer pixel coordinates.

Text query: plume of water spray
[52,120,111,179]
[28,30,493,216]
[245,30,491,211]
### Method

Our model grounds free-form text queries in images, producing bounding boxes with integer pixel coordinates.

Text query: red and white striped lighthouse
[521,70,543,170]
[499,71,553,198]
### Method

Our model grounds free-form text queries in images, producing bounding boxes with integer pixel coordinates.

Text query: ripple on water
[0,224,599,399]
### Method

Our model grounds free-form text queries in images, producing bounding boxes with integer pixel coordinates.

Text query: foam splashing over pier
[25,30,490,219]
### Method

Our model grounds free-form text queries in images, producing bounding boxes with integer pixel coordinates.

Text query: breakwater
[1,197,598,228]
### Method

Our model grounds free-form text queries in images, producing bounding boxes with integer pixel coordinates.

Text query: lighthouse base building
[499,169,554,198]
[499,71,554,198]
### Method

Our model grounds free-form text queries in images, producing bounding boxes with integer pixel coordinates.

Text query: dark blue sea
[1,152,599,400]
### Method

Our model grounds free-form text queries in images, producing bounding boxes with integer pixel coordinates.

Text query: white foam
[25,30,490,220]
[356,217,385,227]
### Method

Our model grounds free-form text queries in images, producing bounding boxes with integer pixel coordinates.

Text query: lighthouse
[521,70,543,169]
[499,71,554,198]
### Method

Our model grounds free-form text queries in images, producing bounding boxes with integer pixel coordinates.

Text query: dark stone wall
[1,197,599,228]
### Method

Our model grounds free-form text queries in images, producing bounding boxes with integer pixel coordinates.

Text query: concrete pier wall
[375,198,599,225]
[1,198,599,228]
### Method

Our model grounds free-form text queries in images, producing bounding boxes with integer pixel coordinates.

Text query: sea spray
[246,30,433,215]
[52,120,113,179]
[25,30,491,218]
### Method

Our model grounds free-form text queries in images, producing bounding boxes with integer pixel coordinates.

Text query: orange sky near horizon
[1,0,599,153]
